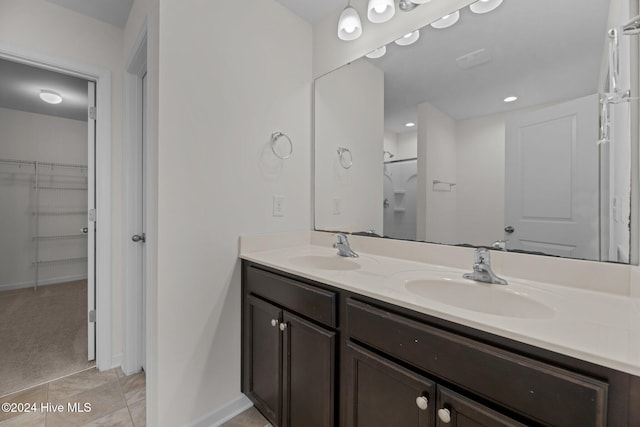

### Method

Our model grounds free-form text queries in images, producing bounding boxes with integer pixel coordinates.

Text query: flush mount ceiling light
[39,89,63,104]
[338,4,363,41]
[470,0,503,14]
[395,30,420,46]
[504,96,518,103]
[431,10,460,29]
[366,46,387,59]
[368,0,395,23]
[405,122,416,127]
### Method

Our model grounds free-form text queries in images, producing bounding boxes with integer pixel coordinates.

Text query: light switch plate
[273,195,285,217]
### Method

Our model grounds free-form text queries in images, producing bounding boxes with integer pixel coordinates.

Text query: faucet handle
[335,233,349,245]
[474,247,491,264]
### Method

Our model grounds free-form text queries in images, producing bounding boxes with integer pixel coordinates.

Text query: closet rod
[0,158,87,169]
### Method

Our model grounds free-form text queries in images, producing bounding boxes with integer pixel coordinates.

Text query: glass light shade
[337,6,362,41]
[430,10,460,29]
[39,90,63,104]
[366,46,387,59]
[367,0,395,23]
[410,0,432,3]
[395,30,420,46]
[470,0,503,14]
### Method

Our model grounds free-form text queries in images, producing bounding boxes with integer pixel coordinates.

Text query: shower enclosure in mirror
[314,0,639,263]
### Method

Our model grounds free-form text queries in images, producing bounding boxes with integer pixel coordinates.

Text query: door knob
[437,408,451,423]
[504,225,515,234]
[132,233,146,243]
[415,395,428,410]
[80,227,88,234]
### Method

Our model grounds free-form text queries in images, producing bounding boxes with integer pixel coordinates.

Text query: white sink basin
[405,277,554,319]
[289,255,360,271]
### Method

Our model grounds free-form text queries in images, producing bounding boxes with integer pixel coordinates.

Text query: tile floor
[220,407,270,427]
[0,367,145,427]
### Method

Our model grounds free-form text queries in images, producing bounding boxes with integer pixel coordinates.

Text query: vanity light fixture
[504,96,518,103]
[366,46,387,59]
[431,10,460,29]
[405,122,416,127]
[470,0,503,14]
[39,89,63,104]
[410,0,432,3]
[338,2,363,41]
[367,0,395,24]
[395,30,420,46]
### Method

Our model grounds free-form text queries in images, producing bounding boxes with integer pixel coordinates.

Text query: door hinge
[89,106,96,120]
[89,310,96,323]
[89,208,96,222]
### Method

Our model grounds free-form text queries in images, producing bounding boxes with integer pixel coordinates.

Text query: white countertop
[240,242,640,376]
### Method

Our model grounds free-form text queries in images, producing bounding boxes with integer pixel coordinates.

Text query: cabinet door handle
[437,408,451,423]
[279,322,288,331]
[270,319,279,327]
[415,395,428,410]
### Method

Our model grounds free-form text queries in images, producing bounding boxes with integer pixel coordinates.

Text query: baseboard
[0,275,88,292]
[111,353,123,370]
[189,394,254,427]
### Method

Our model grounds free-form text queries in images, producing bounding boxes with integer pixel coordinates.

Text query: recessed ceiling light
[431,10,460,29]
[39,89,63,104]
[395,30,420,46]
[405,122,416,127]
[470,0,503,14]
[504,96,518,103]
[366,46,387,59]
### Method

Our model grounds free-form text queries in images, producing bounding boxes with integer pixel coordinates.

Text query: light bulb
[338,6,362,41]
[470,0,503,14]
[368,0,395,23]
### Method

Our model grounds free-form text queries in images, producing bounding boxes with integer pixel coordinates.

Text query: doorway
[0,57,96,396]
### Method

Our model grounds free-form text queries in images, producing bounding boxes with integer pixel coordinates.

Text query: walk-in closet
[0,58,94,397]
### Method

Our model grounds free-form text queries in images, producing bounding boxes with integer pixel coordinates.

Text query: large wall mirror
[314,0,640,263]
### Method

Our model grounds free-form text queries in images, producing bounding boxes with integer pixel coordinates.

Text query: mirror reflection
[314,0,638,263]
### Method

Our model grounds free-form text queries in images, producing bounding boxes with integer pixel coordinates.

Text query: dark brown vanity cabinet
[242,261,640,427]
[242,264,337,427]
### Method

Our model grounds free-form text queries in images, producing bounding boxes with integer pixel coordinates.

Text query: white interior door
[141,71,147,370]
[87,81,96,361]
[505,94,599,260]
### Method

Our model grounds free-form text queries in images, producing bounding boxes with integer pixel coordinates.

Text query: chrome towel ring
[271,132,293,159]
[337,147,353,169]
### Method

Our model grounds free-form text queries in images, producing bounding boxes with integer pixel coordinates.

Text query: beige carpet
[0,280,94,397]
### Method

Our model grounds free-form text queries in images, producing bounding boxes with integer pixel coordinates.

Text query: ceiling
[46,0,134,28]
[0,59,89,122]
[274,0,344,24]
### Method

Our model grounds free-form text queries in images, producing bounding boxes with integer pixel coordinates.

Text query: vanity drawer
[245,264,337,327]
[346,299,608,427]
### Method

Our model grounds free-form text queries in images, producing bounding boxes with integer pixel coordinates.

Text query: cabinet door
[436,387,526,427]
[346,342,436,427]
[282,312,336,427]
[246,295,283,426]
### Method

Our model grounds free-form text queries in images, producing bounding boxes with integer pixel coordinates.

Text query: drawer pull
[438,408,451,423]
[279,322,288,331]
[415,395,429,410]
[270,319,279,327]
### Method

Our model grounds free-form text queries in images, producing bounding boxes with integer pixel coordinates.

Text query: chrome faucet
[333,233,359,258]
[463,248,507,285]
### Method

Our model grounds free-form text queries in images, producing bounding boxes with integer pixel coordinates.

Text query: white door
[140,71,147,369]
[87,81,96,361]
[505,94,599,260]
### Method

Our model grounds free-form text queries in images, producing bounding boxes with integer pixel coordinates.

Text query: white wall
[0,0,125,359]
[456,113,506,246]
[417,102,457,243]
[315,59,384,233]
[397,131,418,160]
[0,108,87,289]
[157,0,311,425]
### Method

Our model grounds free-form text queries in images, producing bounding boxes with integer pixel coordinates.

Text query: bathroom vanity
[240,241,640,427]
